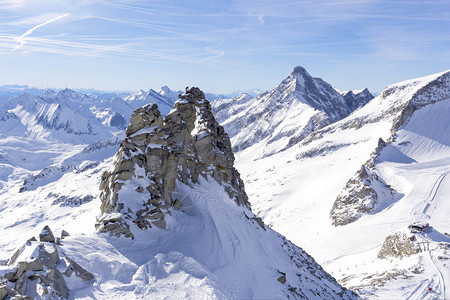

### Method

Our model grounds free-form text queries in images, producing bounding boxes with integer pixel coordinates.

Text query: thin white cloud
[12,13,69,51]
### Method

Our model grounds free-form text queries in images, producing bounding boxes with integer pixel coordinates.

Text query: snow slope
[232,69,450,298]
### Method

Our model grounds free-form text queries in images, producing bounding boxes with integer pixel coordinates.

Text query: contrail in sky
[12,13,69,51]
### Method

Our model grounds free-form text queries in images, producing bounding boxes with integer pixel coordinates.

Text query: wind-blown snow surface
[0,171,353,299]
[231,70,450,298]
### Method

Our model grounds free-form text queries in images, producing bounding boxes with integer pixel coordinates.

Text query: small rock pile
[378,231,419,259]
[96,87,249,238]
[0,226,94,299]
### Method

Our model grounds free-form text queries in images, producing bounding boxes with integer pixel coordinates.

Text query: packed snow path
[413,172,448,222]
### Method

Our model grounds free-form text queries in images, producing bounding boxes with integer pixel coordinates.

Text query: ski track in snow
[413,172,448,221]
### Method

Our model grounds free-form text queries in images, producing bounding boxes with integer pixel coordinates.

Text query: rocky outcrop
[330,164,396,226]
[96,87,249,238]
[0,226,94,299]
[330,138,398,226]
[378,231,419,259]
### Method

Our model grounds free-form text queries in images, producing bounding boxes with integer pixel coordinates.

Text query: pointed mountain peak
[41,89,56,97]
[39,89,57,103]
[360,87,370,94]
[292,66,310,76]
[345,90,355,96]
[56,88,79,100]
[159,85,171,92]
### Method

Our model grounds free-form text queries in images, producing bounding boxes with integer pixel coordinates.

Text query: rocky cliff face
[342,88,374,111]
[96,87,249,238]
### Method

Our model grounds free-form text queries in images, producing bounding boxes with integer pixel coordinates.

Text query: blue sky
[0,0,449,94]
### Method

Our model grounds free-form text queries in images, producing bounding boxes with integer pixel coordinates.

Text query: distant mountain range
[0,84,264,102]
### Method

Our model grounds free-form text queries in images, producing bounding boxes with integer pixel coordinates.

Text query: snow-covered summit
[158,85,182,102]
[215,66,365,158]
[211,92,254,124]
[123,88,176,115]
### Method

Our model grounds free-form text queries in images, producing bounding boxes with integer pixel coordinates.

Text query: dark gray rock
[63,257,94,282]
[14,272,28,295]
[178,87,205,102]
[37,244,59,269]
[39,226,55,243]
[51,269,69,299]
[0,284,7,300]
[60,230,70,239]
[0,228,94,299]
[343,88,374,111]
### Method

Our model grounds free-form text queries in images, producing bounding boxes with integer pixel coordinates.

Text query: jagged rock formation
[341,88,374,112]
[96,87,249,238]
[0,226,93,299]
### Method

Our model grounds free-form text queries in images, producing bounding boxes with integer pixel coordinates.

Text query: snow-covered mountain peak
[292,65,310,76]
[158,85,180,101]
[124,89,147,102]
[56,88,79,101]
[214,66,356,157]
[122,88,175,116]
[230,69,450,298]
[272,66,351,121]
[235,92,253,102]
[342,87,374,112]
[39,89,56,101]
